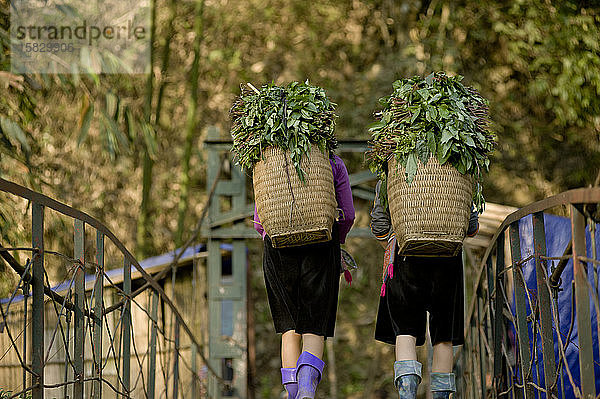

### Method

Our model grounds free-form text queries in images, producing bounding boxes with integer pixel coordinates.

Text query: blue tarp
[512,214,600,398]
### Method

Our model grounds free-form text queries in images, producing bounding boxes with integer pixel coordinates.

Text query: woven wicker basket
[387,156,473,257]
[253,146,337,248]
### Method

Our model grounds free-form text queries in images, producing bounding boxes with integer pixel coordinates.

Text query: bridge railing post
[532,212,557,396]
[31,202,45,399]
[93,232,104,399]
[493,233,505,383]
[571,205,595,399]
[172,318,181,398]
[509,221,534,399]
[122,258,131,398]
[22,266,29,398]
[147,290,159,399]
[73,219,85,399]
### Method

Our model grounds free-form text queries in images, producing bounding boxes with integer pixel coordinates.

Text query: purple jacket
[253,154,355,244]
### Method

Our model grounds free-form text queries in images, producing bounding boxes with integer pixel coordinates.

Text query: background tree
[1,0,599,397]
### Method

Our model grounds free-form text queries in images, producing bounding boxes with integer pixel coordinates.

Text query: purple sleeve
[253,205,267,239]
[331,155,355,244]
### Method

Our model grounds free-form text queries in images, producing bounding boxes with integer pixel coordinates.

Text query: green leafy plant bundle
[230,81,337,182]
[366,72,495,211]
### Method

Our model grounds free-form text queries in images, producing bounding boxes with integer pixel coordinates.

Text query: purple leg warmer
[295,351,325,399]
[281,367,298,399]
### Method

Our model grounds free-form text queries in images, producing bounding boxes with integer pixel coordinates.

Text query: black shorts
[374,253,464,346]
[262,225,341,337]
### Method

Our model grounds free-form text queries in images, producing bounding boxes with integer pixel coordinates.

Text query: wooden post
[205,127,249,398]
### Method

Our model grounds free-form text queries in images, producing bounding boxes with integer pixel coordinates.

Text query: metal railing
[458,188,600,398]
[0,177,223,398]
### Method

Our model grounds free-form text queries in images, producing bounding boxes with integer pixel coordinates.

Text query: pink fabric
[253,206,267,240]
[344,269,353,285]
[253,154,355,244]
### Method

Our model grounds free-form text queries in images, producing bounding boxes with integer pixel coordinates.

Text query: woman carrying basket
[370,179,479,399]
[254,155,355,399]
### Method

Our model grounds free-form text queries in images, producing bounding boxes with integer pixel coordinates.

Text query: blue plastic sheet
[509,214,600,398]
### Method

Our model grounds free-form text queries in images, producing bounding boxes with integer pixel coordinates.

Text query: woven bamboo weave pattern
[387,156,473,257]
[253,146,336,248]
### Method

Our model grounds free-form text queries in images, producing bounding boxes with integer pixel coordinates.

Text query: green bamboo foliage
[176,0,206,247]
[137,0,159,259]
[366,72,496,212]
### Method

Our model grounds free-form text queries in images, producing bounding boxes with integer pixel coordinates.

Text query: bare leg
[296,333,325,398]
[431,341,453,373]
[394,335,421,397]
[431,342,456,397]
[301,333,324,359]
[281,330,302,367]
[395,335,417,361]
